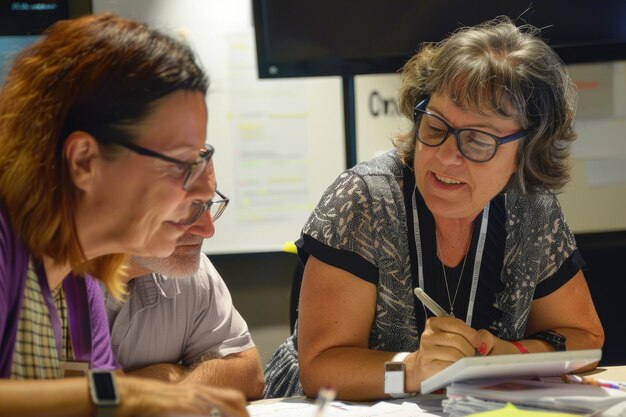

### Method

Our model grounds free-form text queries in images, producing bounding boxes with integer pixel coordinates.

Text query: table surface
[252,366,626,405]
[580,365,626,381]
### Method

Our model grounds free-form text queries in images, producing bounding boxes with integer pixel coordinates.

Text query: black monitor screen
[0,0,91,35]
[253,0,626,78]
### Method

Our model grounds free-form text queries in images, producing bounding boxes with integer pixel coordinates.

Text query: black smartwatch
[88,370,120,417]
[527,330,566,351]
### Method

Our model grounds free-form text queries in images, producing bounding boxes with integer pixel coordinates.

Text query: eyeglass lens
[182,159,208,191]
[417,113,499,162]
[182,146,214,191]
[208,200,227,221]
[180,195,229,226]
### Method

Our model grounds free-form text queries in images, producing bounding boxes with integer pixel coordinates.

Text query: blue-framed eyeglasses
[181,190,230,226]
[103,139,214,191]
[413,99,527,162]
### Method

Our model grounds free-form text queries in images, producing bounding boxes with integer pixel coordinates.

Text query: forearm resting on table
[0,378,95,417]
[300,346,399,401]
[126,351,264,399]
[180,350,265,400]
[126,362,186,382]
[0,376,145,417]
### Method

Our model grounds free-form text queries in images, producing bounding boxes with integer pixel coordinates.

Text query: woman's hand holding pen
[411,287,525,359]
[405,316,484,393]
[407,287,535,392]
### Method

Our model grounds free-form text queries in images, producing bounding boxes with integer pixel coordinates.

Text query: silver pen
[414,287,482,356]
[313,388,336,417]
[413,287,450,317]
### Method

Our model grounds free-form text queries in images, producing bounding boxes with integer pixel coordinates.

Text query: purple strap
[0,205,30,377]
[64,276,92,362]
[34,262,92,363]
[34,261,64,360]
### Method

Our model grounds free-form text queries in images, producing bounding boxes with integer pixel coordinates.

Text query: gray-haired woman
[264,16,604,401]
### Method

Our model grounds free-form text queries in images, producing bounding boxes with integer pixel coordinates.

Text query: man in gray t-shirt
[103,162,265,399]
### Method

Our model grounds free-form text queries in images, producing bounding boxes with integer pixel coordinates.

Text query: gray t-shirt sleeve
[104,255,255,370]
[182,255,255,365]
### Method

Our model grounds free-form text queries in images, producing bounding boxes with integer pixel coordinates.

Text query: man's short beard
[133,249,202,279]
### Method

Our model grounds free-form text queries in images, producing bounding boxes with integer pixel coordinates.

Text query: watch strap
[389,351,411,363]
[94,405,116,417]
[527,330,566,351]
[384,352,413,398]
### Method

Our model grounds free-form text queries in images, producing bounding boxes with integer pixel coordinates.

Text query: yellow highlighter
[282,241,297,254]
[468,402,580,417]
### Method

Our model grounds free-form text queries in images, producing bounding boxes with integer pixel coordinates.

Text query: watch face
[92,372,117,401]
[385,363,404,372]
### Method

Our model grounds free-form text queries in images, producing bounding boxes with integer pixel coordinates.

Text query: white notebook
[420,349,602,394]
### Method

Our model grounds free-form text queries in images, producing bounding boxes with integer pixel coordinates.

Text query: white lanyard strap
[412,188,489,326]
[465,203,489,325]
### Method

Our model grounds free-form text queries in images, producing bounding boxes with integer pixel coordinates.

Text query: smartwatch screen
[92,372,117,401]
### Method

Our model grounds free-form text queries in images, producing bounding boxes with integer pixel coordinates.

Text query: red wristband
[511,341,529,354]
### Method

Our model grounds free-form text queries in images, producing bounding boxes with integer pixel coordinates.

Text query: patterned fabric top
[10,258,73,379]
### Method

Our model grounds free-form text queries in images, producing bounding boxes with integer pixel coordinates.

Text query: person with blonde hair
[0,13,247,417]
[265,16,604,401]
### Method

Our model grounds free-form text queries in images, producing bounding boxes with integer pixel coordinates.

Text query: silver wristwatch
[384,352,414,398]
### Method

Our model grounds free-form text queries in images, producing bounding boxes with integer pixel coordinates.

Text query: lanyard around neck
[411,188,490,326]
[35,261,64,360]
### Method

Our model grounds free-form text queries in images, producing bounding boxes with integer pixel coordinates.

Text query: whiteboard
[93,0,346,254]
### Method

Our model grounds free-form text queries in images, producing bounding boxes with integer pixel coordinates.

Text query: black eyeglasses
[103,139,214,191]
[181,190,230,226]
[413,99,527,162]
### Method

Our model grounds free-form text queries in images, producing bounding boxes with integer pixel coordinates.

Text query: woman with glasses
[0,13,247,417]
[264,16,604,400]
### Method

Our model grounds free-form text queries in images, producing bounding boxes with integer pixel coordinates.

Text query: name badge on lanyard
[60,360,90,377]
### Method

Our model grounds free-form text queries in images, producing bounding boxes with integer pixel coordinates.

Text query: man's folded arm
[180,347,265,400]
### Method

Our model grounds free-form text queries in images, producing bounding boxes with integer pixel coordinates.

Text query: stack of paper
[420,350,602,394]
[442,379,626,417]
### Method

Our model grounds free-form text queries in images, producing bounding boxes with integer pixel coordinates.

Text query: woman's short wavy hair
[394,16,577,194]
[0,13,208,296]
